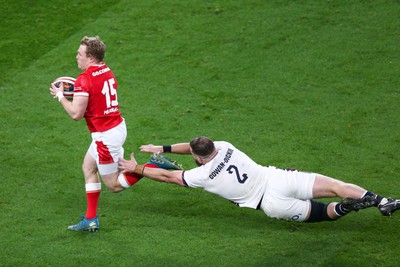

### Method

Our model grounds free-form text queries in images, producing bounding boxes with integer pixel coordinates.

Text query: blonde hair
[80,36,106,62]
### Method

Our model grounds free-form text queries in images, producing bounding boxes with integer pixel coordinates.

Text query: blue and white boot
[148,153,183,170]
[68,216,99,232]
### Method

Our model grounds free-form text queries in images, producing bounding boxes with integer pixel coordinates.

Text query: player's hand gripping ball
[53,77,76,100]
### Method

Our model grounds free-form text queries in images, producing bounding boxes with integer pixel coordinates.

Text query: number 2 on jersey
[226,165,248,184]
[102,78,118,108]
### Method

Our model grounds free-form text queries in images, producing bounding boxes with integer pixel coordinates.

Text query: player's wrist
[56,91,65,102]
[163,145,172,153]
[133,164,146,176]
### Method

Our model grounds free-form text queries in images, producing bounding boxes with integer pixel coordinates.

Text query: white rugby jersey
[183,141,266,209]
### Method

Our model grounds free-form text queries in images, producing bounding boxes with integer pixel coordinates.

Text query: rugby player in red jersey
[50,36,160,231]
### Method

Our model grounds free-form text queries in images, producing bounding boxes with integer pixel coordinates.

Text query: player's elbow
[159,171,184,186]
[71,113,84,121]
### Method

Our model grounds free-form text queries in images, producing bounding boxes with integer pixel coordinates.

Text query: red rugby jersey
[74,63,123,132]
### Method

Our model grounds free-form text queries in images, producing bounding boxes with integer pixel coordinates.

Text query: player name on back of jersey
[209,148,234,180]
[92,67,110,76]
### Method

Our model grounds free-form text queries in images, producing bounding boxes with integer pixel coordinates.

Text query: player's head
[190,136,217,165]
[80,36,106,63]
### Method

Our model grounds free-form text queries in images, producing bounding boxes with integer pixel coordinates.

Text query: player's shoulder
[76,70,90,81]
[74,72,89,87]
[215,141,235,149]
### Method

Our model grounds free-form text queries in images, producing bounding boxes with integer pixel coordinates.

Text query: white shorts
[88,120,127,175]
[260,167,316,222]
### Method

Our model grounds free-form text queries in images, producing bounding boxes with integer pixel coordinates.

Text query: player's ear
[88,55,96,63]
[195,155,204,165]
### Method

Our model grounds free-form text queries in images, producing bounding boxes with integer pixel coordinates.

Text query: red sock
[123,163,159,186]
[85,190,100,220]
[145,163,159,169]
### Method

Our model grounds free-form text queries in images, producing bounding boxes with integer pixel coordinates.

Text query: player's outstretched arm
[139,145,163,154]
[118,153,185,186]
[140,143,191,154]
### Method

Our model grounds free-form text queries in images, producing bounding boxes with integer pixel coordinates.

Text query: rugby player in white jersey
[118,136,400,222]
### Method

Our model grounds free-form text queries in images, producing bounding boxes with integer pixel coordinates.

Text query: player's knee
[105,183,124,193]
[82,164,96,178]
[306,201,336,222]
[102,174,124,193]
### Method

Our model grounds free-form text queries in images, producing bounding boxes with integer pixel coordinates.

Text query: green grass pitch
[1,0,399,266]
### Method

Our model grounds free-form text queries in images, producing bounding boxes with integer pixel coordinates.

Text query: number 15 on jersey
[102,78,118,108]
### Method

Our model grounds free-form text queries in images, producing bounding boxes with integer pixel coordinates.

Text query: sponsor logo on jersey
[104,107,119,115]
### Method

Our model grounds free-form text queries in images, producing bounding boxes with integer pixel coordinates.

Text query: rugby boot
[68,216,99,232]
[148,153,183,170]
[340,195,379,212]
[379,198,400,216]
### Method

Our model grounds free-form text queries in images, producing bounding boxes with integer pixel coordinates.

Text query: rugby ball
[53,76,76,100]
